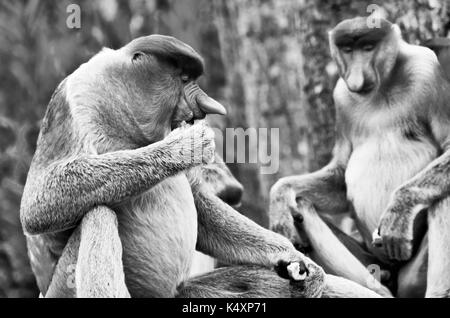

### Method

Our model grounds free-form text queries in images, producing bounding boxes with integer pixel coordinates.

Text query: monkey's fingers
[372,229,383,247]
[275,260,308,281]
[287,262,308,281]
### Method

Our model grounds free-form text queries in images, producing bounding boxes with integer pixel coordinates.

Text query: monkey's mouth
[171,117,196,130]
[358,84,375,94]
[171,83,227,131]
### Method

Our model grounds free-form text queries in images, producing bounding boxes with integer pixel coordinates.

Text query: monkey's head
[66,35,226,147]
[329,17,402,95]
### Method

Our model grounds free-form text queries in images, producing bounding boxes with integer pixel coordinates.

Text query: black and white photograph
[0,0,450,304]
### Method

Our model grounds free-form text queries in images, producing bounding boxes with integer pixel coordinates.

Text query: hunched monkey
[20,35,321,298]
[269,17,450,297]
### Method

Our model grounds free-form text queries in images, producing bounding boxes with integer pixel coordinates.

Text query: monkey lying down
[19,35,379,298]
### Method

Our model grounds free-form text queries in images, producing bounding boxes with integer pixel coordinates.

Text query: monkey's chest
[345,133,437,245]
[116,174,198,297]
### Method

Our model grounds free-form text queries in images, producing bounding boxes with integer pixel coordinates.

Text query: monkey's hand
[165,120,215,167]
[269,186,312,253]
[275,250,324,286]
[374,187,427,261]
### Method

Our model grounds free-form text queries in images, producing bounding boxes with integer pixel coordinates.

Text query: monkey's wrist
[392,186,430,214]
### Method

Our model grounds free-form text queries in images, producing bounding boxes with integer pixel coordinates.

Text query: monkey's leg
[322,275,382,298]
[397,234,428,298]
[176,265,324,298]
[193,189,319,276]
[176,266,380,298]
[323,219,381,267]
[426,197,450,298]
[46,207,130,298]
[293,200,393,297]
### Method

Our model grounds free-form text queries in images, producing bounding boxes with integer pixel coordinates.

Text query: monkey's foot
[287,262,308,281]
[276,260,308,281]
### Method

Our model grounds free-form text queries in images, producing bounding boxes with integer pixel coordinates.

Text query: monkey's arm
[268,133,351,246]
[376,147,450,260]
[270,163,349,216]
[270,126,351,217]
[377,84,450,261]
[21,124,214,235]
[193,188,322,277]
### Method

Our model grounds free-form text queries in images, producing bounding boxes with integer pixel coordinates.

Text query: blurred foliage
[0,0,448,297]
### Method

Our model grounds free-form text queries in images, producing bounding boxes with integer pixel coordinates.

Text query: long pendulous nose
[346,69,365,92]
[184,82,227,116]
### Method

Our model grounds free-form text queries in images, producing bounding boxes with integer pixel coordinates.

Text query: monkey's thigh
[176,265,382,298]
[397,233,428,298]
[176,265,324,298]
[322,219,394,290]
[324,220,381,267]
[426,197,450,298]
[46,206,130,298]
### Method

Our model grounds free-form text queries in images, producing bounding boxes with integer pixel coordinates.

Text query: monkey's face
[330,17,399,95]
[116,35,226,143]
[335,45,378,94]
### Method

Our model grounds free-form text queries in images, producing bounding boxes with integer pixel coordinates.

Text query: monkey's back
[116,174,198,297]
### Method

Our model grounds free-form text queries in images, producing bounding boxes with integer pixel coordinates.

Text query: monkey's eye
[362,44,375,51]
[181,74,190,83]
[341,46,352,54]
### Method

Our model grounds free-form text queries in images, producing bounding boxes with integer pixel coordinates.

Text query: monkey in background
[20,35,323,298]
[424,38,450,80]
[270,17,450,298]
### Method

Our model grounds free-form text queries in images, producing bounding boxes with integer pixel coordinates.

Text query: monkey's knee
[81,206,119,229]
[269,177,292,200]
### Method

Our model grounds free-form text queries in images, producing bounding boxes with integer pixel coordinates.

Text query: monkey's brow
[156,54,204,79]
[335,31,387,48]
[127,35,205,78]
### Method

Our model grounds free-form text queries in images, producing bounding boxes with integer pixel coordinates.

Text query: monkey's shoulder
[401,43,438,65]
[33,80,78,164]
[400,43,441,82]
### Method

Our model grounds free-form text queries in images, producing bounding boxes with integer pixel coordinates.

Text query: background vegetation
[0,0,448,297]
